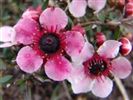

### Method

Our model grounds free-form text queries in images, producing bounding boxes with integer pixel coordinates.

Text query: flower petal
[78,42,94,62]
[14,18,39,45]
[0,26,16,42]
[0,42,15,48]
[72,42,94,65]
[16,46,43,73]
[45,55,72,81]
[64,31,85,60]
[22,6,42,20]
[111,57,132,79]
[88,0,107,13]
[97,40,122,58]
[39,7,68,32]
[92,78,113,98]
[69,0,87,17]
[68,67,94,93]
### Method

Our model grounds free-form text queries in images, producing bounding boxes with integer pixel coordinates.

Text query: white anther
[101,65,104,68]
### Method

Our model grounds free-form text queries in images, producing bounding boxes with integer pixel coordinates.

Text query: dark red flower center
[84,54,111,77]
[89,59,107,75]
[39,34,60,54]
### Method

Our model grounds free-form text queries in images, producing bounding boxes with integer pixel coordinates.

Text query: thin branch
[80,20,121,27]
[65,0,70,12]
[122,16,133,22]
[24,81,32,100]
[62,81,72,100]
[80,16,133,27]
[115,77,129,100]
[32,73,52,83]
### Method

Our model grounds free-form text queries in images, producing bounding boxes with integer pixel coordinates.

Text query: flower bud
[72,25,85,35]
[125,2,133,17]
[95,32,106,46]
[119,37,132,56]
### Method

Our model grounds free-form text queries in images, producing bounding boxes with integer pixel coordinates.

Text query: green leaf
[114,27,121,40]
[85,25,94,38]
[0,75,13,85]
[0,59,6,70]
[16,79,26,86]
[97,13,106,22]
[108,10,122,20]
[2,48,15,61]
[33,0,42,7]
[65,17,73,30]
[42,0,49,10]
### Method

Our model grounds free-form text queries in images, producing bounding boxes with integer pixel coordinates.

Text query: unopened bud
[119,37,132,56]
[125,2,133,17]
[72,25,85,35]
[95,32,106,47]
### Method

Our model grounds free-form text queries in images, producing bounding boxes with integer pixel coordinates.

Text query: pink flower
[1,7,85,81]
[69,0,107,17]
[67,40,132,98]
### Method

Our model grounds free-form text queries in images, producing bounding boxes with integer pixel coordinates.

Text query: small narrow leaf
[97,12,106,22]
[65,17,73,30]
[0,75,13,84]
[42,0,49,10]
[114,27,121,40]
[0,59,6,70]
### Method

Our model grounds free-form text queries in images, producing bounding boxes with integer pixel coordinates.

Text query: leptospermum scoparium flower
[69,0,107,17]
[0,7,86,81]
[67,39,132,98]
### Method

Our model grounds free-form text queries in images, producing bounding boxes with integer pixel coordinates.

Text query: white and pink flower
[0,7,86,81]
[69,0,107,17]
[67,40,132,98]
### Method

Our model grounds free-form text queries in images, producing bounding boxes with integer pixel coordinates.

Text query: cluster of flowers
[0,1,132,98]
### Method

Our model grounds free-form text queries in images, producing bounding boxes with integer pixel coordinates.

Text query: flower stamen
[84,54,111,78]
